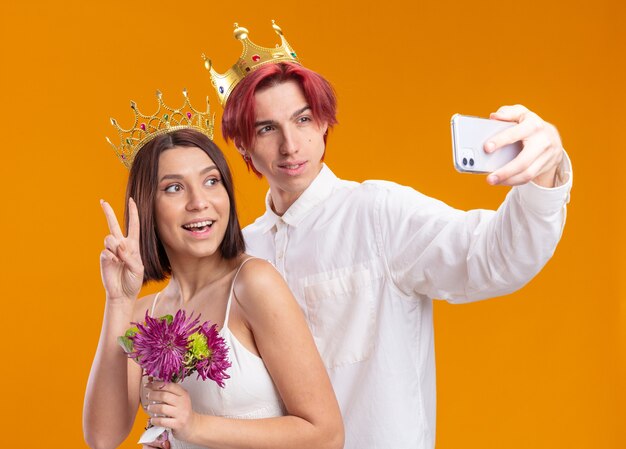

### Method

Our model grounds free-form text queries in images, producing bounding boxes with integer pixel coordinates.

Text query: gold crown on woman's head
[202,20,300,107]
[106,89,215,169]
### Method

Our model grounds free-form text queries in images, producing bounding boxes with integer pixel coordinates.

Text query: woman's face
[154,145,230,262]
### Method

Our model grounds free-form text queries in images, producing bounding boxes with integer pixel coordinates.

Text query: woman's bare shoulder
[232,257,292,310]
[237,256,285,286]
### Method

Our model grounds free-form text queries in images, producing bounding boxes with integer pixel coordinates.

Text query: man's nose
[279,127,299,155]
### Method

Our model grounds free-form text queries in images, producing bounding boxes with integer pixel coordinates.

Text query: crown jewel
[203,20,299,106]
[107,89,214,169]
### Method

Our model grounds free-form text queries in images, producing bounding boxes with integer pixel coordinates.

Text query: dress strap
[150,292,162,317]
[223,257,258,329]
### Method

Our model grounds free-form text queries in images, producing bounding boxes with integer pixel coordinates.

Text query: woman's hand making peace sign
[100,198,144,302]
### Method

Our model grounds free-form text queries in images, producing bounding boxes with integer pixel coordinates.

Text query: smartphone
[451,114,523,174]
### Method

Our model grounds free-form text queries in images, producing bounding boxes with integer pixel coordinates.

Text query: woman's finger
[149,416,177,430]
[147,402,177,418]
[104,234,120,254]
[118,248,143,275]
[101,200,124,239]
[100,248,120,265]
[145,389,170,404]
[147,381,184,395]
[128,197,141,242]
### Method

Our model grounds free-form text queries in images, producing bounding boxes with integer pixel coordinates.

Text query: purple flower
[195,322,231,387]
[130,310,201,382]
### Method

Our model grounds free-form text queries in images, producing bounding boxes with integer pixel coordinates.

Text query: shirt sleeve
[375,152,573,303]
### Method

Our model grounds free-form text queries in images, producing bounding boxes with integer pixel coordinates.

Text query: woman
[83,100,343,449]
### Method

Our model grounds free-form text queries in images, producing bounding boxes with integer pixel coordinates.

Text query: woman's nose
[186,188,209,211]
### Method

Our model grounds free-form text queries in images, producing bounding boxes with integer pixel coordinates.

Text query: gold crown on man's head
[107,89,214,169]
[202,20,300,107]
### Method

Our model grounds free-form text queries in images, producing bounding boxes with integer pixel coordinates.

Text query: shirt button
[277,252,284,259]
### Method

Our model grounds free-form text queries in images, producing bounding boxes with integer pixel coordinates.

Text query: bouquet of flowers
[119,310,231,448]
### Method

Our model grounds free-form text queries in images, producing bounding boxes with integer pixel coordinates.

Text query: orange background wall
[1,1,623,448]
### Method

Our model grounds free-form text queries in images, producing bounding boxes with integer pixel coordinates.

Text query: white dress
[147,258,286,449]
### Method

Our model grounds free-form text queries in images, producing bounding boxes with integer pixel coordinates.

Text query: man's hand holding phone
[452,105,564,188]
[486,105,564,187]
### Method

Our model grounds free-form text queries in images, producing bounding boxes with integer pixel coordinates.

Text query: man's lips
[277,161,307,173]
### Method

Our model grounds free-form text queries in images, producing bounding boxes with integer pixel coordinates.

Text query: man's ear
[235,141,252,162]
[234,140,246,157]
[320,121,329,136]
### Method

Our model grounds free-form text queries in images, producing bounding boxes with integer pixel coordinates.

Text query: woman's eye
[164,184,182,193]
[205,177,220,187]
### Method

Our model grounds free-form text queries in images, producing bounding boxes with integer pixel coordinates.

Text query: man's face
[247,80,328,214]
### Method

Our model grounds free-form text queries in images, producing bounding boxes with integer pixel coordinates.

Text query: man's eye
[298,116,311,123]
[164,184,182,193]
[258,125,274,135]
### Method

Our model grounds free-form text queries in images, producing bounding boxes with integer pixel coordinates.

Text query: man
[209,22,572,449]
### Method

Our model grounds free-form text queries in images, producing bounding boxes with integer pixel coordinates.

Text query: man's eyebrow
[159,165,218,182]
[254,118,277,128]
[254,105,311,127]
[290,105,311,119]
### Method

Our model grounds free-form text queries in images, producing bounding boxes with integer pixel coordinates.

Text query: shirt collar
[257,163,339,233]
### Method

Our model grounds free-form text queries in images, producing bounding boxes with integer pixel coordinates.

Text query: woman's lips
[181,220,214,237]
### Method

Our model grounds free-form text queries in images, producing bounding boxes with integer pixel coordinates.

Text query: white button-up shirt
[243,160,572,449]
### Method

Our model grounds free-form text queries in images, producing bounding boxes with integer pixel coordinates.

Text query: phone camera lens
[469,158,474,167]
[462,157,468,166]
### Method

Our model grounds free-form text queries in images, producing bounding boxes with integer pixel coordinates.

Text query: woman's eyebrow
[159,165,218,182]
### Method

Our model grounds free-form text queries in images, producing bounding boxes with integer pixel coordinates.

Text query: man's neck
[269,190,302,216]
[267,164,325,216]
